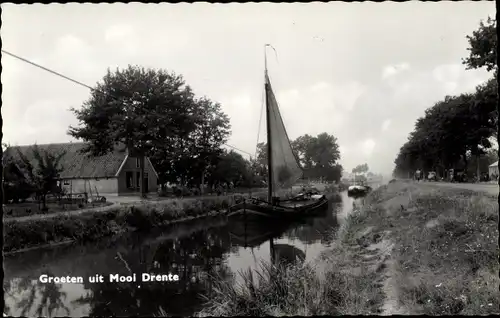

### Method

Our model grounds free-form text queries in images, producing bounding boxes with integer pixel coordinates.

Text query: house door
[144,173,149,193]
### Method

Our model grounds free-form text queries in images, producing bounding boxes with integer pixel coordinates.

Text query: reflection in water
[8,273,70,317]
[272,243,306,266]
[4,191,361,317]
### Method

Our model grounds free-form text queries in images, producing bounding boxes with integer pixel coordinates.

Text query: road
[417,181,498,196]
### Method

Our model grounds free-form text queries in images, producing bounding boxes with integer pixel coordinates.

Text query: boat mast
[264,44,274,204]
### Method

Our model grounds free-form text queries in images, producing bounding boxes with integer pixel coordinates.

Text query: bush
[123,206,153,230]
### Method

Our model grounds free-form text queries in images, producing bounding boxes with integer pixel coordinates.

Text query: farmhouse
[4,142,159,196]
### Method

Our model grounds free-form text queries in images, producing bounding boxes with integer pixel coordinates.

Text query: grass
[390,187,499,315]
[345,181,499,315]
[3,201,113,218]
[198,261,347,317]
[197,181,499,316]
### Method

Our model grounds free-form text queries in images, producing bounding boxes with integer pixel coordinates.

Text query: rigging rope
[254,87,265,159]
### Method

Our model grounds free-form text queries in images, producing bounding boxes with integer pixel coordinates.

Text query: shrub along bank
[4,188,342,254]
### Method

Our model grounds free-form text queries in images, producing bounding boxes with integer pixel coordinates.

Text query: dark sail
[265,73,303,192]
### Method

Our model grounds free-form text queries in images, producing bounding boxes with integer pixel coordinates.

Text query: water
[4,192,363,317]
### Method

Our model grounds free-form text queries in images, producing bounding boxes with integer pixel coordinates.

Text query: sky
[1,2,496,176]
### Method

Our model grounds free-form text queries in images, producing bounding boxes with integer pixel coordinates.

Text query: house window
[126,172,134,189]
[136,158,140,168]
[136,172,141,188]
[144,172,149,178]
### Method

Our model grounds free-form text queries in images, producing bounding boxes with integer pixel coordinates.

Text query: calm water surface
[4,192,365,317]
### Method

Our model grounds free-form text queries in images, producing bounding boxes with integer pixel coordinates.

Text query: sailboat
[228,45,329,219]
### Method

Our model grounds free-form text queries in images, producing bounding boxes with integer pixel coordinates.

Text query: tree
[69,65,196,198]
[3,155,35,203]
[462,17,497,72]
[15,145,65,209]
[392,90,496,178]
[291,134,315,169]
[252,142,268,179]
[352,163,369,175]
[253,132,343,183]
[352,163,369,183]
[208,150,251,189]
[292,133,342,182]
[188,97,231,193]
[310,133,341,168]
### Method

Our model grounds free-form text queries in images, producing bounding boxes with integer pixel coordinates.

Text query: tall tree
[188,97,231,193]
[294,132,342,182]
[310,133,341,168]
[462,17,497,73]
[291,134,315,169]
[208,150,251,189]
[69,65,196,198]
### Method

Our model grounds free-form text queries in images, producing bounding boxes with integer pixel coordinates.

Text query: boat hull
[228,195,329,219]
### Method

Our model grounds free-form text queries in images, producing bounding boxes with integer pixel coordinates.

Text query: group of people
[413,169,498,183]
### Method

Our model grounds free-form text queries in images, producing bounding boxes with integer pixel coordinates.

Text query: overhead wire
[2,49,254,158]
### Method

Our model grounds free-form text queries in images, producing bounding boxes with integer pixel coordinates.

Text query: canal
[4,191,365,317]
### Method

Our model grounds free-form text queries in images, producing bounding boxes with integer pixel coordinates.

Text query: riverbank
[4,186,342,255]
[199,180,499,316]
[3,195,237,255]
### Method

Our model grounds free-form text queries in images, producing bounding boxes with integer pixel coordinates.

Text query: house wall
[117,156,158,195]
[61,178,118,195]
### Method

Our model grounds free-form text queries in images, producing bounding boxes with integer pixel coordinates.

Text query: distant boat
[229,44,328,219]
[347,184,372,197]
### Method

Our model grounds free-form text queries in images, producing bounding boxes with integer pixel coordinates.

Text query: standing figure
[415,169,422,182]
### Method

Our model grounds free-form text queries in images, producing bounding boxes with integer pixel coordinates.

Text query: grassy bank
[198,181,499,316]
[4,187,342,255]
[376,182,499,315]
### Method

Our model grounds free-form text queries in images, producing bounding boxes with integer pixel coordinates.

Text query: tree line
[393,17,498,180]
[4,65,344,201]
[251,132,343,185]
